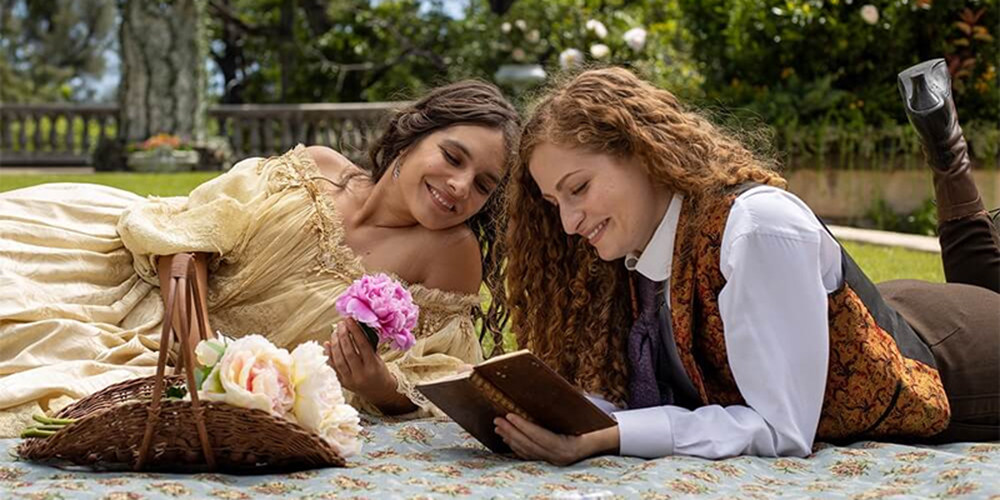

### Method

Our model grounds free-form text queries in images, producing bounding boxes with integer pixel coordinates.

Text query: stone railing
[0,104,118,166]
[211,102,403,159]
[0,102,405,167]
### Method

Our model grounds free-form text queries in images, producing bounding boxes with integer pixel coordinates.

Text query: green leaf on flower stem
[165,386,188,400]
[194,365,212,390]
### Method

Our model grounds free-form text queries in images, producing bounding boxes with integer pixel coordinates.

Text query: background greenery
[4,1,996,129]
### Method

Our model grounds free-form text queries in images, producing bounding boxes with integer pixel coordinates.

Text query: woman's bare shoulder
[420,226,483,296]
[303,145,365,180]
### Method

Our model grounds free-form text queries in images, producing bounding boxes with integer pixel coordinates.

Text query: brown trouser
[878,211,1000,442]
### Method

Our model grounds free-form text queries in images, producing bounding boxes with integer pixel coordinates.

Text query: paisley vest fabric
[664,188,950,440]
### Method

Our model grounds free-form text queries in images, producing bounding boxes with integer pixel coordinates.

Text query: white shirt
[606,186,843,459]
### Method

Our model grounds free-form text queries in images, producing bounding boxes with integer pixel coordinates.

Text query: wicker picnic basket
[18,253,346,473]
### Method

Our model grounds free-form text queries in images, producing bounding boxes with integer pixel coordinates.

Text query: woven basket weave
[18,253,346,473]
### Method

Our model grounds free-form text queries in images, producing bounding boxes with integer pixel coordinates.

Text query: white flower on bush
[559,48,584,70]
[590,44,610,59]
[526,29,540,43]
[515,19,527,31]
[585,19,608,39]
[860,5,879,25]
[501,22,511,34]
[290,342,361,457]
[623,27,647,51]
[200,335,295,417]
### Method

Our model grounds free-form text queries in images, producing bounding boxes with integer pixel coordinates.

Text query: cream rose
[195,338,227,367]
[200,335,295,417]
[290,342,361,456]
[316,405,363,457]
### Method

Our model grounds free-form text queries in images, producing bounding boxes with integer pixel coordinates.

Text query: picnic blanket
[3,416,999,499]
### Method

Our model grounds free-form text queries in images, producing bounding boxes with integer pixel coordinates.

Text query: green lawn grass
[840,241,944,283]
[0,172,219,197]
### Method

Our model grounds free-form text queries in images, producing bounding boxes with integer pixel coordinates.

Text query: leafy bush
[865,197,938,236]
[678,0,998,127]
[442,0,704,101]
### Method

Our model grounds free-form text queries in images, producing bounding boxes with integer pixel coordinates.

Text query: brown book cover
[416,350,616,453]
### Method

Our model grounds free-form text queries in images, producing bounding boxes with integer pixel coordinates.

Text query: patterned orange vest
[664,190,950,441]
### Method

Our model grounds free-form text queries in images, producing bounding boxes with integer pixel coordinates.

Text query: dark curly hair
[365,80,521,355]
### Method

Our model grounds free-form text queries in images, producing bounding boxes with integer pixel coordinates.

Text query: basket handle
[136,253,216,470]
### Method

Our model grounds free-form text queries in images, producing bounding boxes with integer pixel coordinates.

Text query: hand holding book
[493,412,620,466]
[416,350,616,456]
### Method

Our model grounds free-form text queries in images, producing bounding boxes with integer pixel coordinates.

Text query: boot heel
[897,58,983,222]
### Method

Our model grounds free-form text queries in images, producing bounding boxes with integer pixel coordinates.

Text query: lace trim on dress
[255,145,482,336]
[384,362,438,416]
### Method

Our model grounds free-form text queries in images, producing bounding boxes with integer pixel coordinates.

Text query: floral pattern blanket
[3,417,999,499]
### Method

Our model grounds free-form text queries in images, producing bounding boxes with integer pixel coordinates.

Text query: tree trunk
[118,0,206,143]
[213,0,246,104]
[279,0,294,102]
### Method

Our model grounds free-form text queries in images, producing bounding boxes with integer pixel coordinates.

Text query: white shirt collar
[624,193,684,282]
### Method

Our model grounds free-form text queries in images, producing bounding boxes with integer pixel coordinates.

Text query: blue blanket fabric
[3,417,999,499]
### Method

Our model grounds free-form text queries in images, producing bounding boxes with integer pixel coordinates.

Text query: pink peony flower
[335,274,418,351]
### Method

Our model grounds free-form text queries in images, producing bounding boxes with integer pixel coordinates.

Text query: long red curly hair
[506,67,787,405]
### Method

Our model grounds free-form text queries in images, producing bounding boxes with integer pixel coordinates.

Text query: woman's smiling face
[397,124,506,230]
[528,141,670,261]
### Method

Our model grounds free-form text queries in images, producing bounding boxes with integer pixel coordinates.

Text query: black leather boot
[898,59,985,222]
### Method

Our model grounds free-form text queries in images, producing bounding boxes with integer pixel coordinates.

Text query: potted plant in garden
[126,133,200,173]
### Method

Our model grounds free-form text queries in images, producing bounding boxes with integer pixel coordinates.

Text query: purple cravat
[627,274,664,409]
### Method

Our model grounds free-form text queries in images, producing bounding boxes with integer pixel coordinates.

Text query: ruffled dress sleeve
[116,157,269,284]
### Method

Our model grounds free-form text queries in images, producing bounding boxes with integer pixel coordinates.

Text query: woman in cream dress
[0,81,519,436]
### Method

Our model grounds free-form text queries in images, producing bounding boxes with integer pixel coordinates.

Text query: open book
[415,350,616,453]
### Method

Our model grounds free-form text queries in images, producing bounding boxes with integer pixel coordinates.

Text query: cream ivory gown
[0,146,484,437]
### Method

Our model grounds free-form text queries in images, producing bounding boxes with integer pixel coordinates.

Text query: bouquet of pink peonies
[335,273,419,351]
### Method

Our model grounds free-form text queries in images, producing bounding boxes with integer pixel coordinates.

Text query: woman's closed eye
[571,181,589,196]
[475,179,492,195]
[441,147,460,167]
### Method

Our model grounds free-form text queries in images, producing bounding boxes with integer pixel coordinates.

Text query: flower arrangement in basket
[17,256,416,473]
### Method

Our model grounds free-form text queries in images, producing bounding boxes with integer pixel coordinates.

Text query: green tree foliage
[4,0,995,151]
[678,0,998,127]
[207,0,464,102]
[444,0,703,101]
[205,0,699,103]
[0,0,116,102]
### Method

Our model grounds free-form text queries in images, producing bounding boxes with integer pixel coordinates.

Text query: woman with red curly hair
[499,62,998,464]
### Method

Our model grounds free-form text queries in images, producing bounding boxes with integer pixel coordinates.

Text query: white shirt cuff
[585,393,620,415]
[614,406,674,458]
